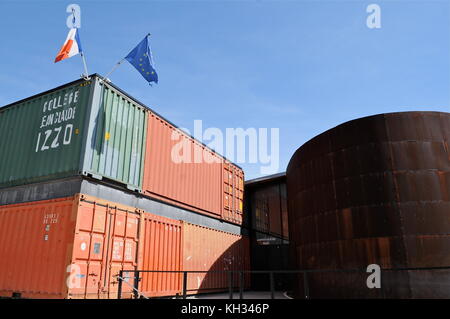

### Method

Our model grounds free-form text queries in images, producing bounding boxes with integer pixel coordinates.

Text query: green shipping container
[0,74,147,191]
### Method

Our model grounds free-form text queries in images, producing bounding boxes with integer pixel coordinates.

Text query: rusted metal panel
[400,202,450,235]
[280,183,289,239]
[287,111,450,298]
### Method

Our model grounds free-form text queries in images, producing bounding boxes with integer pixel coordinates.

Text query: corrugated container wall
[0,76,147,191]
[0,194,189,299]
[0,193,250,298]
[0,197,75,298]
[139,214,183,297]
[0,81,91,187]
[70,195,141,299]
[143,112,244,224]
[222,162,244,225]
[1,74,244,225]
[182,222,250,294]
[83,83,147,190]
[0,195,143,299]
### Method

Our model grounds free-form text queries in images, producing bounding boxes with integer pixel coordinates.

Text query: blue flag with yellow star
[125,34,158,84]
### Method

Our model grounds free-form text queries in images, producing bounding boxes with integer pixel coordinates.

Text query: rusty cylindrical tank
[286,111,450,298]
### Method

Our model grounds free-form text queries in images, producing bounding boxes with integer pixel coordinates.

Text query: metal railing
[117,270,251,300]
[117,266,450,299]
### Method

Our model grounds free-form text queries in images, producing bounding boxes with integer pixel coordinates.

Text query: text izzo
[35,124,74,152]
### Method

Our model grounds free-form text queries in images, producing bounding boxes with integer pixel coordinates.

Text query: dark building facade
[245,173,291,290]
[245,173,289,241]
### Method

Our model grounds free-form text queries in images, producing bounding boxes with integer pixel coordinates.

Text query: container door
[0,197,76,299]
[103,206,140,298]
[71,199,108,298]
[223,163,233,222]
[82,79,147,192]
[222,163,244,224]
[70,197,140,299]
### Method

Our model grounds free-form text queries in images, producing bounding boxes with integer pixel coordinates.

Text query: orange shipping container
[223,163,244,225]
[0,194,183,299]
[139,214,183,297]
[143,113,244,225]
[182,222,250,294]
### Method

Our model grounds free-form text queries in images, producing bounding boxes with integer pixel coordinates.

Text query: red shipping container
[0,194,183,299]
[139,213,183,297]
[182,222,250,294]
[143,112,244,225]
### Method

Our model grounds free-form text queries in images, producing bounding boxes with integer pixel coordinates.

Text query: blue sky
[1,0,449,179]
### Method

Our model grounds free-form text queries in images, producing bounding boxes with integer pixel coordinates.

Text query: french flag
[54,28,83,63]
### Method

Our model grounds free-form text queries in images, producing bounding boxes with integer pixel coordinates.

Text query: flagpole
[80,52,90,80]
[101,58,125,83]
[69,8,90,80]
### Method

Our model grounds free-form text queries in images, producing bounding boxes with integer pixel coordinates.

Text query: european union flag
[125,34,158,84]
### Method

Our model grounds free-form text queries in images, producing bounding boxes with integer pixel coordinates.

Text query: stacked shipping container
[0,194,250,299]
[0,75,249,299]
[143,113,244,224]
[0,74,244,226]
[182,223,250,294]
